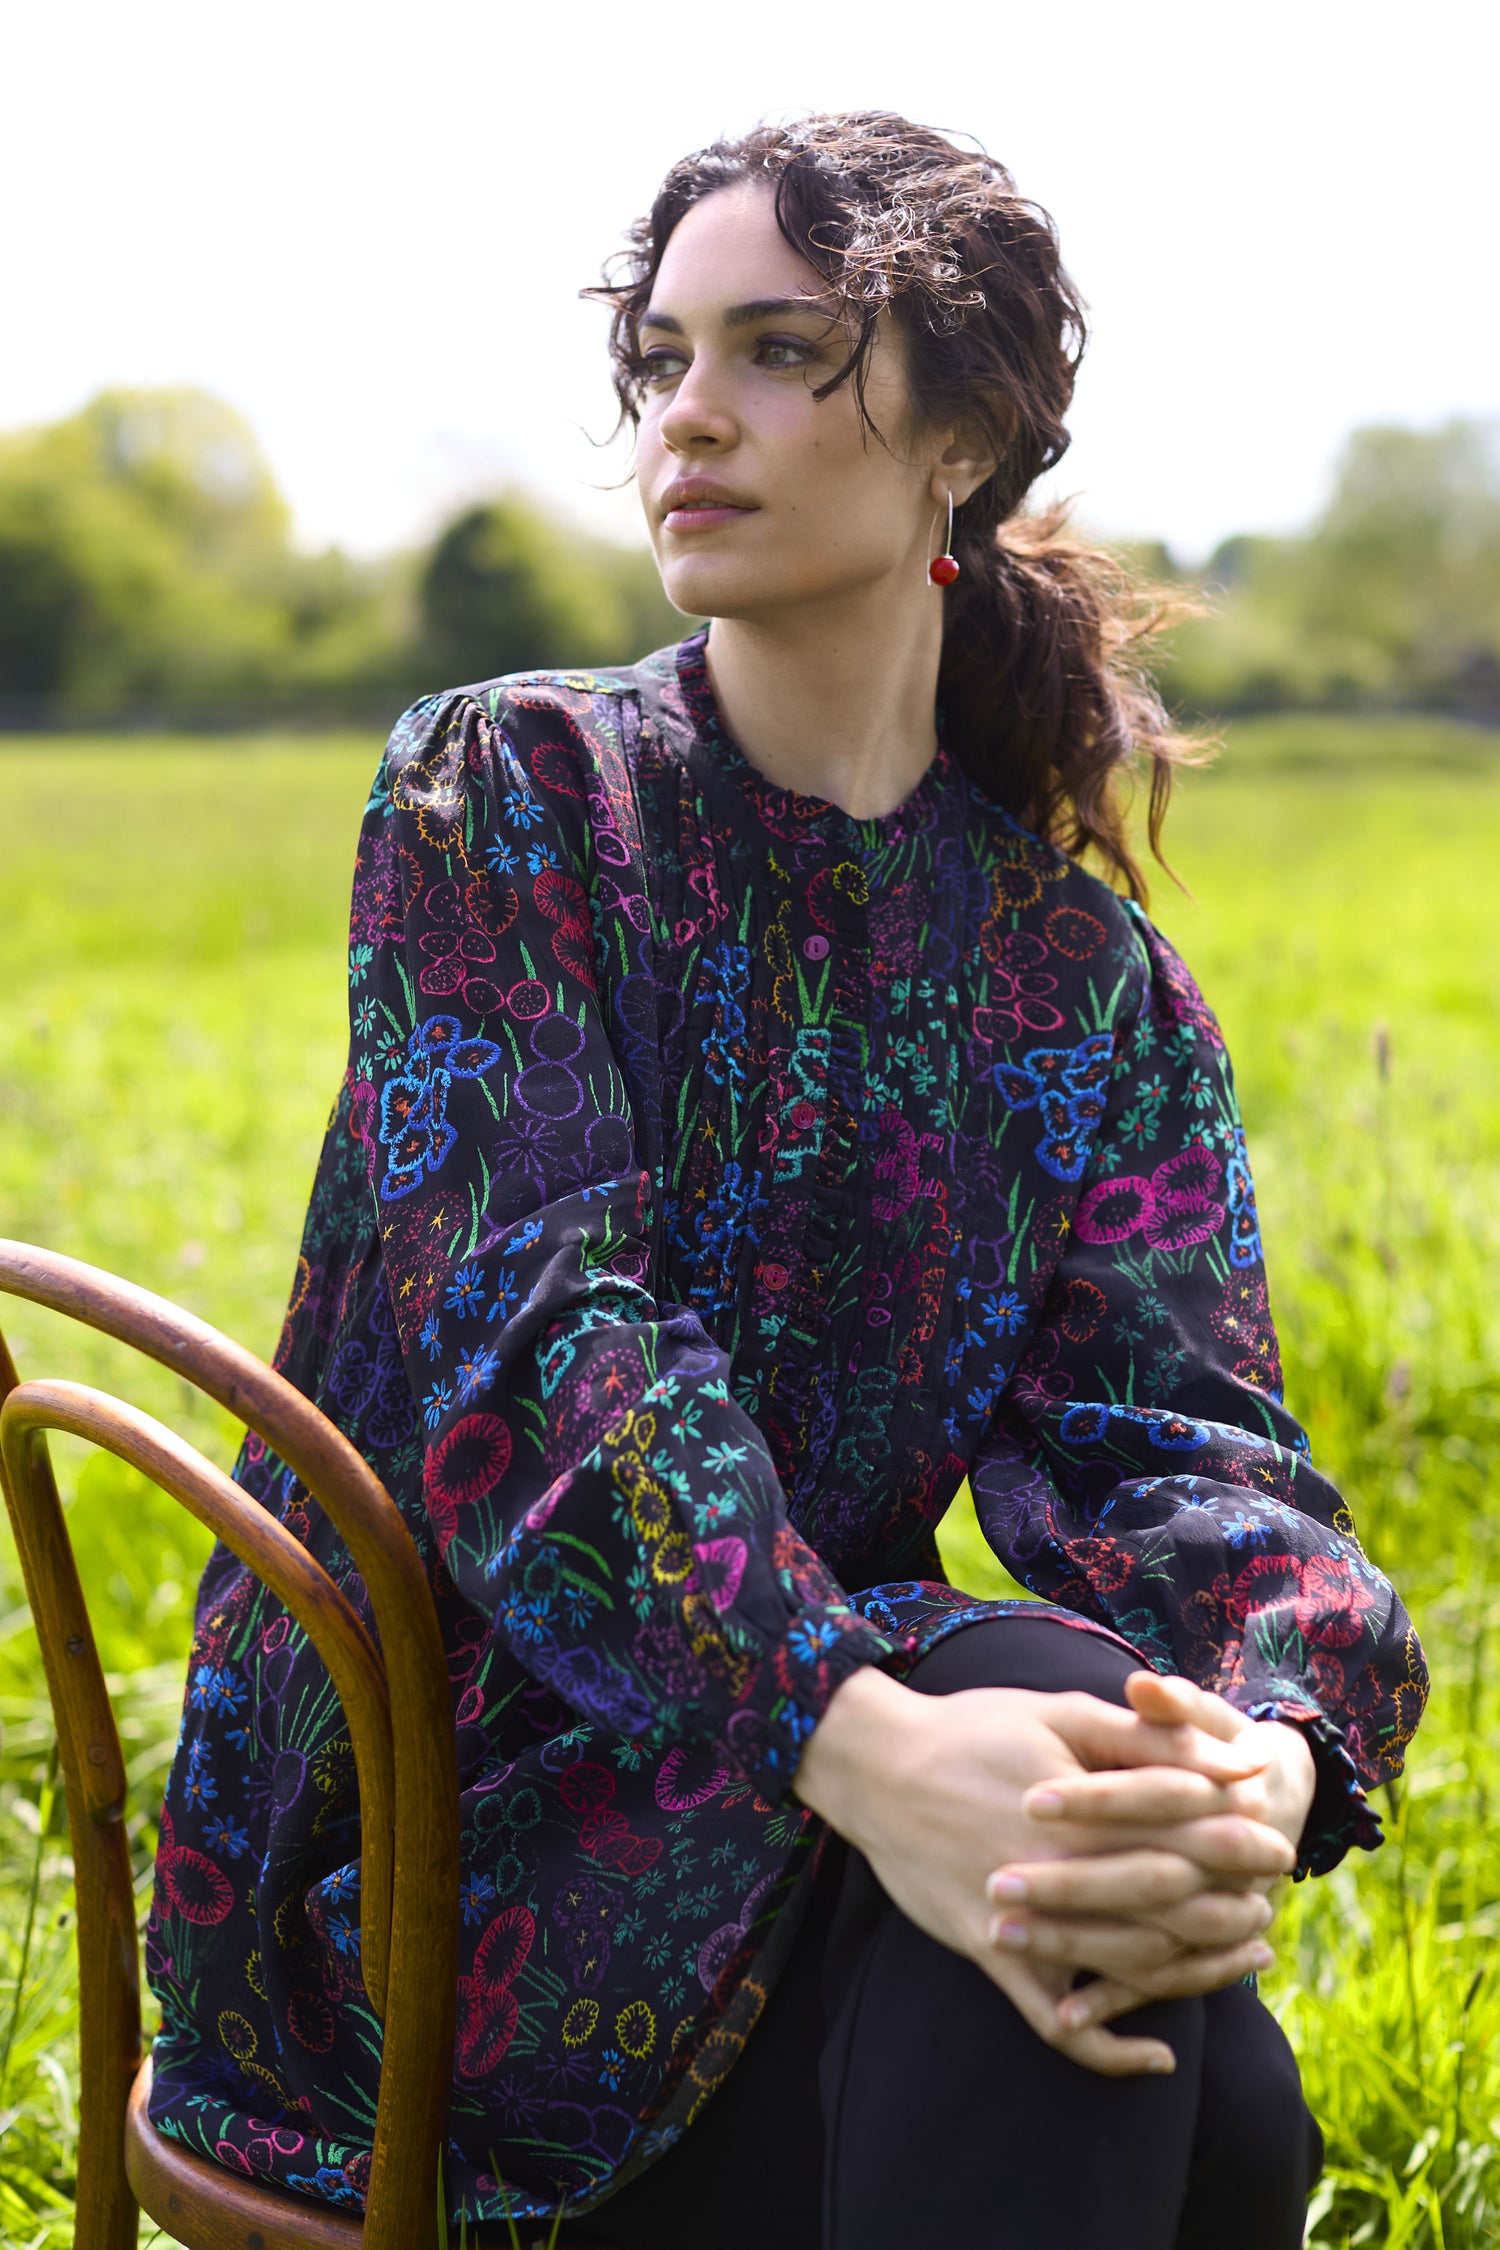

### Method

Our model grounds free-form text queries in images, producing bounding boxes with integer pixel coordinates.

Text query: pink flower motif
[1143,1197,1224,1251]
[694,1536,748,1613]
[655,1745,733,1811]
[1075,1174,1157,1244]
[1154,1147,1224,1203]
[1076,1148,1228,1251]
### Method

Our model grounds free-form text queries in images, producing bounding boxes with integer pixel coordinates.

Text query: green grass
[0,712,1498,2245]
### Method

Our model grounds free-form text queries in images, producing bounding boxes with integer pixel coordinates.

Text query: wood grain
[0,1241,459,2250]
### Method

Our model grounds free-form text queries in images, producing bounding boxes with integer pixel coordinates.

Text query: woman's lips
[663,502,758,533]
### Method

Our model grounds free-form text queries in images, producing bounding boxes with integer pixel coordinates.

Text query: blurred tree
[0,388,408,721]
[419,491,683,685]
[1160,418,1500,719]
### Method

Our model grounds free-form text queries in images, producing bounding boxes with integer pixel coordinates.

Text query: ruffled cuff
[1228,1687,1384,1877]
[721,1602,904,1803]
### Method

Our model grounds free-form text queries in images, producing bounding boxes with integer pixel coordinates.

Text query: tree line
[1,387,1496,726]
[0,389,679,726]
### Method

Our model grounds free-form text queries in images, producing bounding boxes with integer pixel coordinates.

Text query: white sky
[4,0,1496,565]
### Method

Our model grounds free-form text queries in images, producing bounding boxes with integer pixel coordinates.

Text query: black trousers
[572,1617,1323,2250]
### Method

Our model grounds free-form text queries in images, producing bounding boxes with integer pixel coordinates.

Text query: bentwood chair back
[0,1240,625,2250]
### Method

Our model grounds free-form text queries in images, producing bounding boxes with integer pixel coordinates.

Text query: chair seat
[125,2057,629,2250]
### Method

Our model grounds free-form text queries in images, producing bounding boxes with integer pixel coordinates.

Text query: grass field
[0,716,1497,2245]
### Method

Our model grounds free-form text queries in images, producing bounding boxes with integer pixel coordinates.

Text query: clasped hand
[792,1665,1317,2080]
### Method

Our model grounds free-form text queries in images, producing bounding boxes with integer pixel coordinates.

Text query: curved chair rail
[0,1381,395,2007]
[0,1241,461,2250]
[127,2055,367,2250]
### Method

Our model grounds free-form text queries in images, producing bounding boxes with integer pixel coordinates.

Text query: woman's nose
[658,355,738,456]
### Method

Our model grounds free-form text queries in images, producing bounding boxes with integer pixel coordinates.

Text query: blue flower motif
[460,1872,497,1926]
[205,1817,249,1859]
[422,1379,454,1429]
[455,1345,501,1401]
[1226,1128,1262,1267]
[993,1034,1115,1181]
[189,1665,246,1718]
[982,1290,1027,1336]
[446,1265,487,1319]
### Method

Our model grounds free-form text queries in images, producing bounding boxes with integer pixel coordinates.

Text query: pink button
[803,934,830,960]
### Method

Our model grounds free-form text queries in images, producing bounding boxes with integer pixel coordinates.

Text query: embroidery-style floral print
[147,632,1426,2228]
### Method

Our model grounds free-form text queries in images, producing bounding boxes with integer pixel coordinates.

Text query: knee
[1188,1990,1322,2224]
[906,1614,1144,1706]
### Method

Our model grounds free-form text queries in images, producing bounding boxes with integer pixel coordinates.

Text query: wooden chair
[0,1240,626,2250]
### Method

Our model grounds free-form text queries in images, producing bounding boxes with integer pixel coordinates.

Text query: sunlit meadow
[0,714,1496,2246]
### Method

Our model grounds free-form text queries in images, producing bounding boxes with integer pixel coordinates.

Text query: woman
[147,114,1426,2248]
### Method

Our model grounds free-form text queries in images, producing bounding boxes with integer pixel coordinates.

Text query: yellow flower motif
[562,1998,599,2048]
[218,2010,257,2060]
[616,2000,656,2060]
[244,1948,267,2000]
[630,1480,671,1540]
[651,1532,694,1584]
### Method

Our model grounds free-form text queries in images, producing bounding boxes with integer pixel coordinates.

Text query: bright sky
[5,0,1496,564]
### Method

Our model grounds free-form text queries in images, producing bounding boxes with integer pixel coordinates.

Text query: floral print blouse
[147,632,1427,2229]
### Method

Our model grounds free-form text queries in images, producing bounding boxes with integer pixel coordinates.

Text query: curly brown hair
[588,110,1206,899]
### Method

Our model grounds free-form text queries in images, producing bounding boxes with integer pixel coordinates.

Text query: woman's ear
[933,406,1009,508]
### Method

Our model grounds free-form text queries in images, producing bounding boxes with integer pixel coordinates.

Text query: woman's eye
[639,350,688,386]
[758,337,815,370]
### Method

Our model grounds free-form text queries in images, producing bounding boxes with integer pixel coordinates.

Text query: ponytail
[940,507,1210,903]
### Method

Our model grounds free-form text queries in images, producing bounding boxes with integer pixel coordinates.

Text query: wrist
[790,1662,924,1847]
[1259,1718,1318,1847]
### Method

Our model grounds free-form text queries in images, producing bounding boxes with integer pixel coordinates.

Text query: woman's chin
[658,558,867,626]
[657,557,774,621]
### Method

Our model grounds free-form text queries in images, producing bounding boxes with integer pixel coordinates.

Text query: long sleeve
[969,905,1427,1874]
[354,689,898,1801]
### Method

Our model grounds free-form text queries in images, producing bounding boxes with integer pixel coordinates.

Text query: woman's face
[634,183,952,621]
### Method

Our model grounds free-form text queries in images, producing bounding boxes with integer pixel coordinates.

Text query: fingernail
[1028,1788,1065,1818]
[989,1872,1028,1902]
[1148,2055,1176,2075]
[1250,1943,1275,1970]
[1058,1995,1091,2027]
[992,1919,1030,1951]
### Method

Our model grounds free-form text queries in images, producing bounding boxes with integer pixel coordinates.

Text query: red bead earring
[929,489,960,586]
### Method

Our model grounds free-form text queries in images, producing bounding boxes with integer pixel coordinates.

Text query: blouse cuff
[1231,1689,1384,1878]
[721,1602,906,1804]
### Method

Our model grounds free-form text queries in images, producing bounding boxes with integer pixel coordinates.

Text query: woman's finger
[977,1952,1177,2079]
[990,1908,1182,1977]
[1142,1887,1276,1949]
[1044,1693,1267,1786]
[1128,1812,1297,1880]
[989,1847,1211,1917]
[1125,1670,1251,1744]
[1025,1765,1237,1828]
[1057,1934,1275,2023]
[993,1887,1276,1972]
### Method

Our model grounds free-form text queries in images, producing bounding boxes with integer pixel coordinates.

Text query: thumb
[1127,1673,1267,1766]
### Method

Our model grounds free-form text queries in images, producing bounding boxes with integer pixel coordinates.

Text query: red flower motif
[424,1414,512,1555]
[1045,906,1107,960]
[286,1991,336,2052]
[1294,1554,1377,1650]
[559,1760,617,1813]
[161,1846,234,1926]
[552,912,598,989]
